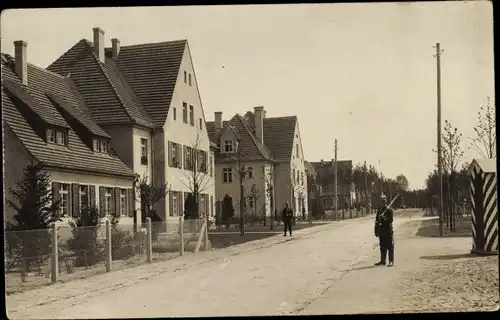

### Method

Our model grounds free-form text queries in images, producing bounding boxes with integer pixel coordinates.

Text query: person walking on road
[374,194,394,267]
[282,201,294,236]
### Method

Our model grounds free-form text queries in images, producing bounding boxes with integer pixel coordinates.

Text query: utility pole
[364,161,369,215]
[334,139,338,222]
[435,42,444,237]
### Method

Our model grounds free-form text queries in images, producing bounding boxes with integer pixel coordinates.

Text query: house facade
[309,160,355,210]
[47,28,216,222]
[2,42,137,229]
[206,107,308,219]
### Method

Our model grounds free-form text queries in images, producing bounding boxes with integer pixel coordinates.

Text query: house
[46,28,216,223]
[304,160,319,213]
[309,160,355,210]
[206,107,308,219]
[2,41,137,229]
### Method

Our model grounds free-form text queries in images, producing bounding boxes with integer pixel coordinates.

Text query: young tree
[263,162,277,228]
[469,96,496,159]
[231,133,251,235]
[246,183,261,225]
[352,164,365,208]
[179,130,213,219]
[5,162,62,277]
[134,174,170,223]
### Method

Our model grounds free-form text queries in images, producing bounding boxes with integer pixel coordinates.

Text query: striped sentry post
[469,158,498,255]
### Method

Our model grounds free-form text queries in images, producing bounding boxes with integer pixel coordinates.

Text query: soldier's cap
[380,194,387,200]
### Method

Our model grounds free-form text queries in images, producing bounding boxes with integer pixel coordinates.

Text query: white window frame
[60,183,69,216]
[141,138,148,165]
[171,192,178,217]
[79,185,88,211]
[56,131,66,145]
[223,168,233,183]
[105,188,112,216]
[47,129,56,143]
[189,105,194,126]
[120,189,126,216]
[100,140,108,153]
[182,102,188,123]
[224,140,234,153]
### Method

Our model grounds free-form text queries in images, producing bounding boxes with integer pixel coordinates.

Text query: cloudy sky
[1,2,494,189]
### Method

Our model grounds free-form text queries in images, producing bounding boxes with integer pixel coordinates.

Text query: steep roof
[206,112,297,162]
[104,40,187,128]
[470,158,497,174]
[304,161,317,178]
[2,53,136,178]
[47,39,154,128]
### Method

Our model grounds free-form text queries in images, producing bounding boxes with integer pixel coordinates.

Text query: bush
[110,216,145,260]
[67,206,104,267]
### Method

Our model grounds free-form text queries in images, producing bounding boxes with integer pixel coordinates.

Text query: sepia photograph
[1,2,497,317]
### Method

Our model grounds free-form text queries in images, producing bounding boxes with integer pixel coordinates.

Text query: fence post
[179,214,184,256]
[105,220,111,272]
[203,218,209,251]
[146,217,152,263]
[51,224,58,283]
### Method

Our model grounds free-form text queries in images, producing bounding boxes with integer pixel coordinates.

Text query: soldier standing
[374,194,394,267]
[282,201,294,236]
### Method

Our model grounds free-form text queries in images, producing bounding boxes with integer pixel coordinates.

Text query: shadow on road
[349,264,380,272]
[419,253,477,261]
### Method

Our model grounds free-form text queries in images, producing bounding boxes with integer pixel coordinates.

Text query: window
[56,131,67,145]
[293,169,296,183]
[189,105,194,126]
[182,102,188,123]
[169,142,180,168]
[199,118,203,130]
[93,138,109,153]
[297,171,300,184]
[223,168,232,183]
[184,146,193,170]
[197,150,207,172]
[47,129,56,143]
[189,73,192,86]
[141,138,148,165]
[200,195,205,216]
[120,189,126,216]
[59,184,69,216]
[173,107,177,120]
[184,71,187,84]
[100,140,108,153]
[248,167,253,179]
[170,192,182,217]
[296,144,299,158]
[224,140,234,153]
[105,188,112,215]
[79,185,89,211]
[301,172,304,185]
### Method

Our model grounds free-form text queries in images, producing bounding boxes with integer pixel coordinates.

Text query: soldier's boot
[387,247,394,267]
[375,247,387,266]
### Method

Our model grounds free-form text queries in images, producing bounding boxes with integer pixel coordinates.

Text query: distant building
[206,107,308,218]
[309,160,355,210]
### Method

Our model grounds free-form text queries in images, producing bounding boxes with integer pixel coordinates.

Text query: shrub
[110,216,145,260]
[67,206,104,267]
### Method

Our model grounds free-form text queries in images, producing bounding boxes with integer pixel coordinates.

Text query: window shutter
[72,183,80,218]
[52,182,60,206]
[168,141,172,167]
[89,185,96,209]
[183,146,187,169]
[128,188,134,217]
[177,144,182,168]
[99,187,105,215]
[169,192,174,217]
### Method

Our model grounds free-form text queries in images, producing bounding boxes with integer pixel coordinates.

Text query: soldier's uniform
[282,205,294,236]
[374,194,394,267]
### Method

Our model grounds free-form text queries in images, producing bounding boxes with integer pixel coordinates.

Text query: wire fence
[4,218,209,295]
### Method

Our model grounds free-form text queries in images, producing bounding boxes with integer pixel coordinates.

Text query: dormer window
[47,128,67,146]
[224,140,234,153]
[93,138,109,154]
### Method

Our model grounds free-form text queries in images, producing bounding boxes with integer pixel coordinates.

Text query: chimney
[215,112,223,134]
[254,106,264,145]
[14,41,28,85]
[111,38,120,59]
[93,27,105,63]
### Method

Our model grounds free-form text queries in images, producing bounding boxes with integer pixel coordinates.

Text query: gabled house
[206,106,308,218]
[2,41,137,227]
[309,160,355,210]
[46,28,215,223]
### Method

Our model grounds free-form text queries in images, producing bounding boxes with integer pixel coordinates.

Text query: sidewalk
[6,218,341,314]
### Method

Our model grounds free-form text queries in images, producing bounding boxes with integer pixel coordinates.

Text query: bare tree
[469,96,496,159]
[178,130,213,219]
[262,162,277,228]
[246,183,261,226]
[285,161,307,222]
